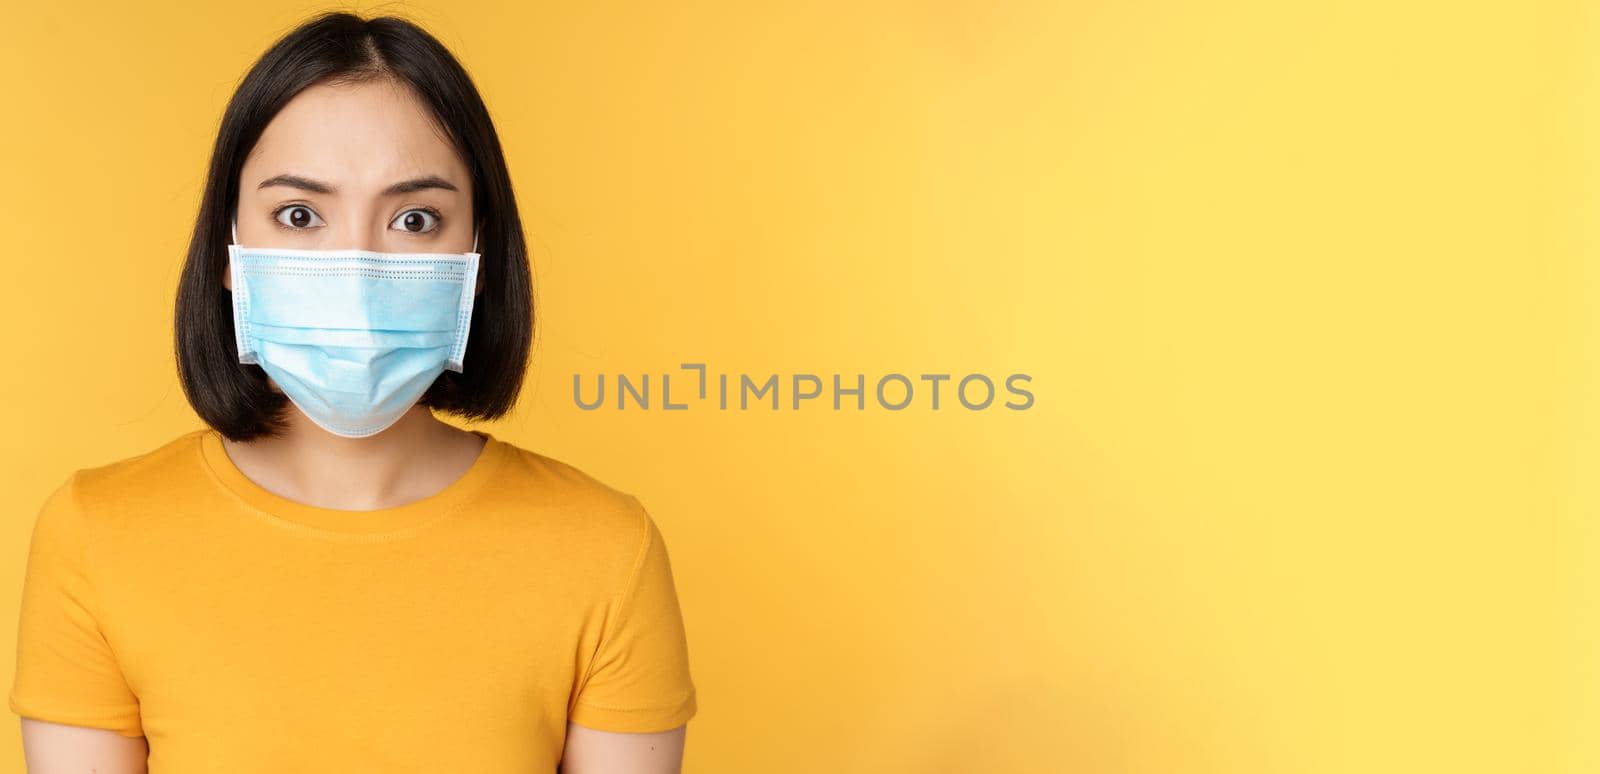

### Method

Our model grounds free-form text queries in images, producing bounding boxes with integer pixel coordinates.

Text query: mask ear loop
[230,218,238,247]
[471,222,480,253]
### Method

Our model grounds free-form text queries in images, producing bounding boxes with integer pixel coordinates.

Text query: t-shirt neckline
[196,427,509,538]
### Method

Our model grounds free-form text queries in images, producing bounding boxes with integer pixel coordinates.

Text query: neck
[221,404,485,511]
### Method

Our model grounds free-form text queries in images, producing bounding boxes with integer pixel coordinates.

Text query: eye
[272,204,324,230]
[391,208,442,234]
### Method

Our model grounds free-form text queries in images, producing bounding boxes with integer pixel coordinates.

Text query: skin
[20,77,686,773]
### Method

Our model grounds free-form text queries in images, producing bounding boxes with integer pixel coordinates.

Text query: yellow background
[0,1,1592,771]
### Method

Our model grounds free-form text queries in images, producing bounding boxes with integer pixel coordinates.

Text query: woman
[8,12,697,773]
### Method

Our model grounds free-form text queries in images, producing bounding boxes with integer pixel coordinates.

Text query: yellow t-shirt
[8,428,698,771]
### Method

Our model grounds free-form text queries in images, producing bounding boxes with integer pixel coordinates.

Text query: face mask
[227,218,481,438]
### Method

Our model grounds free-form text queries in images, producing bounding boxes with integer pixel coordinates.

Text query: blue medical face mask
[227,218,481,438]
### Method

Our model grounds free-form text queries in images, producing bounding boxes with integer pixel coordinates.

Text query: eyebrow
[256,174,460,196]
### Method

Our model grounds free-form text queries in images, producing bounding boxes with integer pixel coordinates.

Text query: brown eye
[273,205,323,229]
[391,208,441,234]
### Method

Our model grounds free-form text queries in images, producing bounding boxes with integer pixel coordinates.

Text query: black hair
[174,11,533,441]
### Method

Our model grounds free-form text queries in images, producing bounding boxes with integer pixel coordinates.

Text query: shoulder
[489,439,656,556]
[24,430,209,546]
[68,428,211,514]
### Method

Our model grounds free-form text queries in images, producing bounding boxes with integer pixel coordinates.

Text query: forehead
[241,78,469,191]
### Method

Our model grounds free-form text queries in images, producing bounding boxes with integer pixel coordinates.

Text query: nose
[343,226,381,252]
[330,213,388,252]
[336,213,385,252]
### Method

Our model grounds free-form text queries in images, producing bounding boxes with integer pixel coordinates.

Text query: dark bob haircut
[174,11,533,442]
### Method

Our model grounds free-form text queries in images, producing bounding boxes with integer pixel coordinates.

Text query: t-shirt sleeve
[8,471,144,737]
[569,496,698,733]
